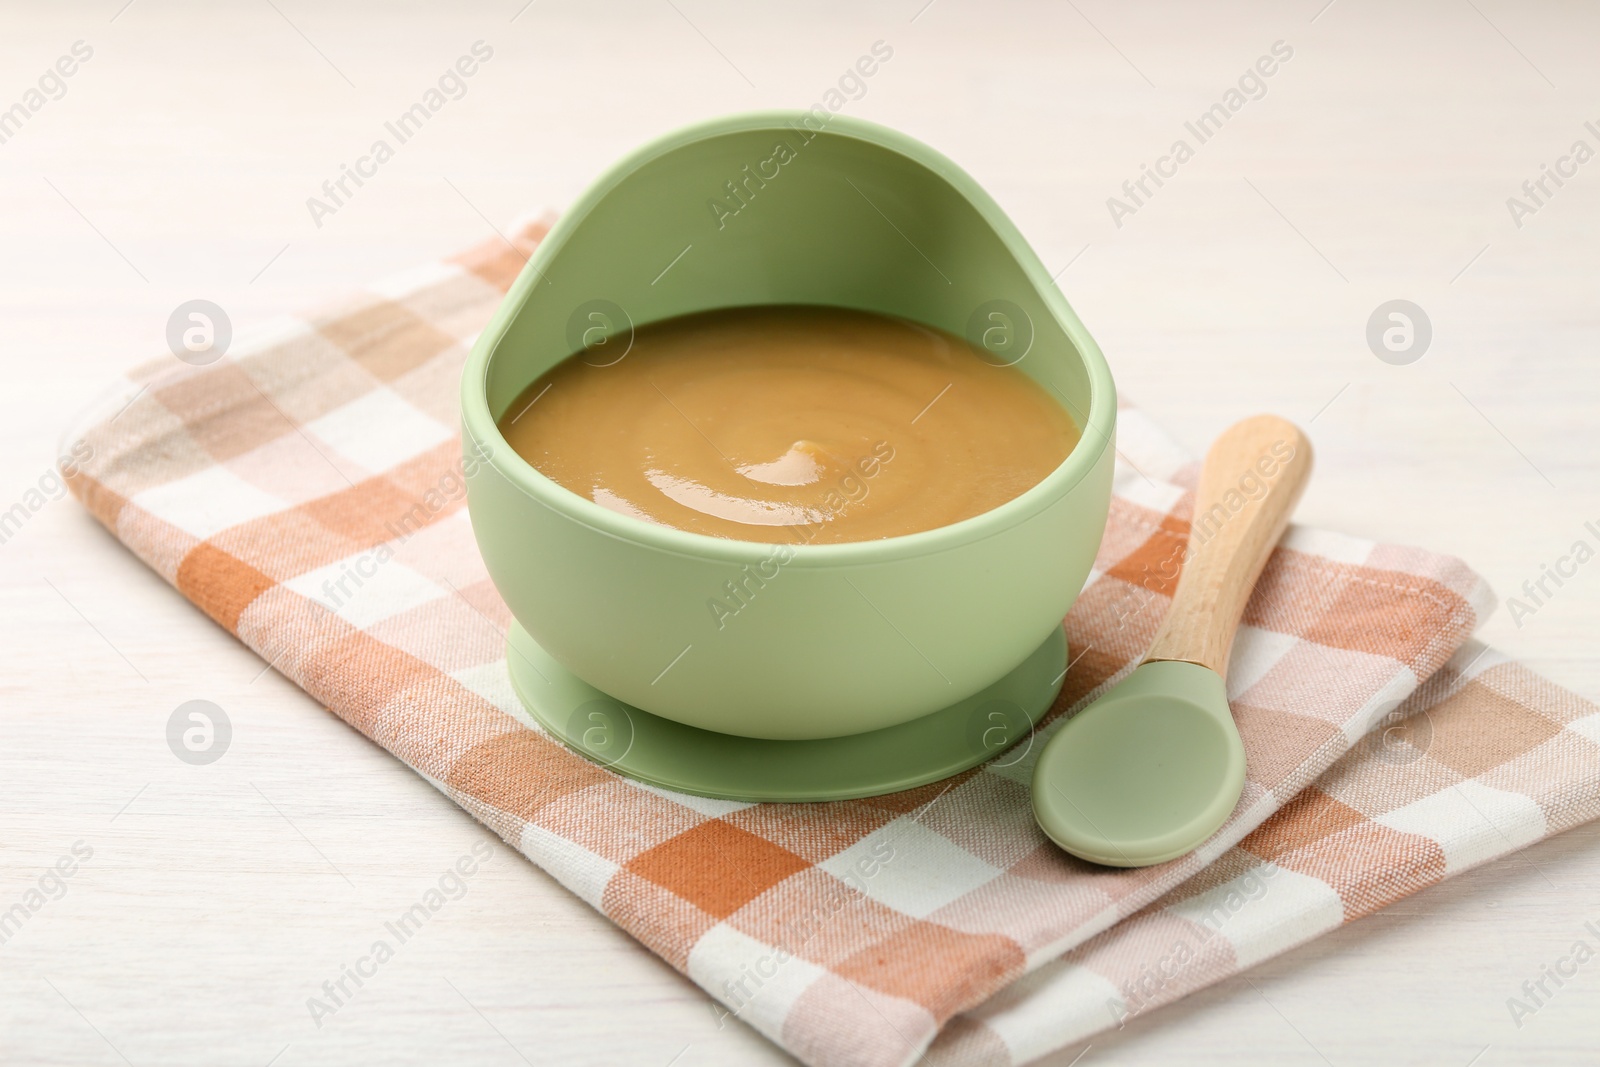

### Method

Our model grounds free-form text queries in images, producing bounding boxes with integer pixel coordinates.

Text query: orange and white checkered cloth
[63,220,1600,1067]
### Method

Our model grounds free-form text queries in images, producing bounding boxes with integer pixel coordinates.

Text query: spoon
[1031,414,1313,867]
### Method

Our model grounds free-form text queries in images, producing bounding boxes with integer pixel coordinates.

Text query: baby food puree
[498,305,1078,544]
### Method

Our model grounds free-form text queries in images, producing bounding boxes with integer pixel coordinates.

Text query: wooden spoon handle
[1144,414,1313,676]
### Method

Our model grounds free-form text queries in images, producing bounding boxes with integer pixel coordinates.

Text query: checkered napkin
[63,220,1600,1067]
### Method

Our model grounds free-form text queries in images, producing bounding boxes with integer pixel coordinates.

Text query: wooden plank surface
[1,2,1595,1063]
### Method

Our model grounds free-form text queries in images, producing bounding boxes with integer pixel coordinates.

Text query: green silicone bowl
[461,111,1116,742]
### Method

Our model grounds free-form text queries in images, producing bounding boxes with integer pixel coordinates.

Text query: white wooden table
[2,2,1596,1063]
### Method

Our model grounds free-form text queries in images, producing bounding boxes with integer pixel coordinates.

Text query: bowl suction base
[504,622,1067,802]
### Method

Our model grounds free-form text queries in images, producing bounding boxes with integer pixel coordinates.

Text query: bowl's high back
[481,112,1104,427]
[463,112,1117,741]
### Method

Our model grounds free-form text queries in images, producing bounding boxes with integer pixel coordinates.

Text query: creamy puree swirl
[498,305,1078,544]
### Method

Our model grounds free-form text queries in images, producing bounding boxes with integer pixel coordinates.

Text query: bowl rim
[460,109,1117,567]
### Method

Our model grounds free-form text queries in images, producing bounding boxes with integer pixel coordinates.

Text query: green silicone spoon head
[1031,659,1246,867]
